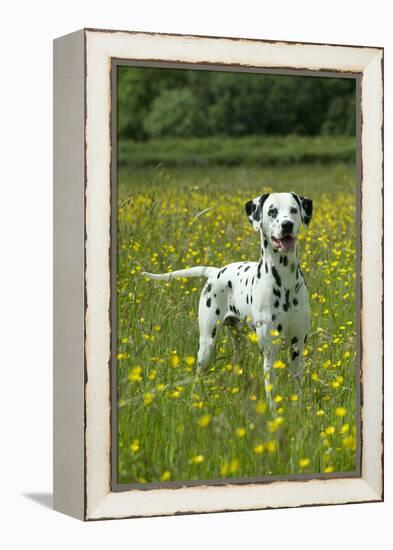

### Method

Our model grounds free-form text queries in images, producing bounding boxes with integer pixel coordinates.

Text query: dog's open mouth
[271,235,296,252]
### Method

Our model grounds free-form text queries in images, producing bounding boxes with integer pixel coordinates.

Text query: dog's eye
[290,207,298,214]
[268,208,278,218]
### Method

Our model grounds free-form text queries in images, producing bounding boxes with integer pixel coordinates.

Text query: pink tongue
[280,236,293,251]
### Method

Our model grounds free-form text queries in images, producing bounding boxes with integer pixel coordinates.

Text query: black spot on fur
[221,267,227,274]
[265,262,268,274]
[264,239,268,249]
[214,293,217,297]
[250,296,253,304]
[257,260,262,279]
[291,336,298,345]
[283,289,290,312]
[212,327,217,338]
[206,298,211,307]
[216,308,220,315]
[272,266,281,287]
[283,256,288,267]
[292,350,300,360]
[304,334,308,343]
[277,324,282,332]
[293,298,299,306]
[207,283,212,292]
[273,288,281,298]
[274,300,279,308]
[228,280,232,288]
[279,256,283,264]
[244,265,251,272]
[217,271,221,279]
[272,314,276,322]
[245,278,248,286]
[252,276,255,285]
[246,295,249,304]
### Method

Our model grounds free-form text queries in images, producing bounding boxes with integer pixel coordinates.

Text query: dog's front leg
[256,323,277,407]
[288,335,305,388]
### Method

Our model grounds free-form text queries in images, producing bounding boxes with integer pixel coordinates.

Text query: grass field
[116,158,358,485]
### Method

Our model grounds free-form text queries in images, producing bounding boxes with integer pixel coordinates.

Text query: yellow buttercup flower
[255,400,267,414]
[170,352,180,368]
[160,470,171,481]
[248,332,259,344]
[299,458,310,468]
[129,439,140,453]
[265,441,276,453]
[190,454,204,464]
[253,443,265,454]
[128,366,142,382]
[198,414,212,428]
[143,392,154,406]
[335,407,347,417]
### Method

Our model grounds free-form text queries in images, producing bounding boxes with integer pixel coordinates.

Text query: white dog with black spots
[143,191,313,404]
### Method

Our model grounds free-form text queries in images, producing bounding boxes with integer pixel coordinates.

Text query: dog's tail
[141,266,219,281]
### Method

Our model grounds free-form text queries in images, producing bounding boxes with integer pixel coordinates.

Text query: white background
[0,1,391,548]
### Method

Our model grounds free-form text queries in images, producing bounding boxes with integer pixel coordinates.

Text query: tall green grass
[118,135,355,170]
[116,160,358,485]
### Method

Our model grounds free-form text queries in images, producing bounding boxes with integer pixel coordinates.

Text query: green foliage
[118,66,357,140]
[143,88,207,137]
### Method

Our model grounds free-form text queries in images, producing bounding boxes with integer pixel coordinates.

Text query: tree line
[118,66,356,141]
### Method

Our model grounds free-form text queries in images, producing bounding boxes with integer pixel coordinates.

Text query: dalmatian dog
[142,192,313,402]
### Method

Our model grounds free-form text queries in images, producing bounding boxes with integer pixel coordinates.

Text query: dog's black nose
[281,220,294,234]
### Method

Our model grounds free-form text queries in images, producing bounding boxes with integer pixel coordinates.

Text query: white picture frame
[53,28,383,521]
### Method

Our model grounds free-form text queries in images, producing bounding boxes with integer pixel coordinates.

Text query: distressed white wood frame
[53,28,383,521]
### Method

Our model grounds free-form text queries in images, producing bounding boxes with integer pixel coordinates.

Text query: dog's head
[245,192,313,253]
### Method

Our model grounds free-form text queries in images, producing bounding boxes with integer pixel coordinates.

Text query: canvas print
[114,66,358,486]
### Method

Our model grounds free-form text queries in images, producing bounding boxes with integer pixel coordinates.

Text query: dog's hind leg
[196,291,225,374]
[226,318,244,365]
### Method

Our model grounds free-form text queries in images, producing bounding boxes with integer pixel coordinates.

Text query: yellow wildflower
[129,439,140,453]
[143,392,154,406]
[254,443,265,454]
[198,414,212,428]
[128,366,142,382]
[299,458,310,468]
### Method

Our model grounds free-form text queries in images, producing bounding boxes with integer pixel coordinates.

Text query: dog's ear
[291,193,313,227]
[245,193,270,232]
